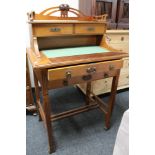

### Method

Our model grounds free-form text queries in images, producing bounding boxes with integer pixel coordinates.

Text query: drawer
[118,74,129,87]
[75,24,106,34]
[106,34,129,44]
[48,60,123,81]
[48,70,118,89]
[33,24,73,37]
[108,43,129,53]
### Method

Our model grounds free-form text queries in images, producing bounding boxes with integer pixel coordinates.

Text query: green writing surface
[42,46,110,58]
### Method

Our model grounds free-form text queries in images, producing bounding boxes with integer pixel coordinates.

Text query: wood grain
[38,35,97,50]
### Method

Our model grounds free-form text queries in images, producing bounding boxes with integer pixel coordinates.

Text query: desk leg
[105,70,120,130]
[33,72,42,121]
[42,70,56,154]
[86,82,91,105]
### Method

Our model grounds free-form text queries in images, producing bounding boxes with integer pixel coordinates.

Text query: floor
[26,86,129,155]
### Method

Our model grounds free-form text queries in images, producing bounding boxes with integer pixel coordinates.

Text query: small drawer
[106,34,129,44]
[107,43,129,53]
[48,60,123,81]
[48,71,118,89]
[33,24,73,37]
[75,24,106,34]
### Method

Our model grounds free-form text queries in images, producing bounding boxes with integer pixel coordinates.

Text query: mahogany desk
[26,4,128,153]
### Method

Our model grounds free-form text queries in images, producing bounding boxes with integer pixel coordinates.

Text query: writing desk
[26,4,128,153]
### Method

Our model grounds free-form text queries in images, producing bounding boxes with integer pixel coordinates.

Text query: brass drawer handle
[66,71,72,79]
[63,71,72,86]
[82,74,92,81]
[87,27,95,31]
[50,27,61,32]
[86,67,96,74]
[104,72,109,78]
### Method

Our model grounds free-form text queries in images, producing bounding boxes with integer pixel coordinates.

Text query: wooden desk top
[27,46,128,69]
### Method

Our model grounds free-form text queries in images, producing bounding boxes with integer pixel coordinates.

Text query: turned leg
[33,71,42,121]
[85,82,92,105]
[42,70,56,154]
[105,70,120,130]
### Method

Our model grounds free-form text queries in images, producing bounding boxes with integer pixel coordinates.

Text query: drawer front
[48,70,118,89]
[106,34,129,53]
[107,34,129,44]
[33,24,73,36]
[48,60,123,81]
[108,43,129,53]
[118,73,129,87]
[75,24,106,34]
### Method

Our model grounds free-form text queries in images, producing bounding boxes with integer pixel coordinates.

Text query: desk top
[27,45,127,69]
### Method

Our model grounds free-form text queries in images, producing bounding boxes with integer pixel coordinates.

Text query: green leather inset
[42,46,110,58]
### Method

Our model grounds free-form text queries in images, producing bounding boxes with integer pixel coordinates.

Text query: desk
[26,4,128,154]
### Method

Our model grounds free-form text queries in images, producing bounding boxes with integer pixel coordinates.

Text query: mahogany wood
[34,71,42,121]
[26,55,34,106]
[105,70,120,129]
[91,92,108,113]
[41,70,56,153]
[51,103,98,121]
[86,82,92,105]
